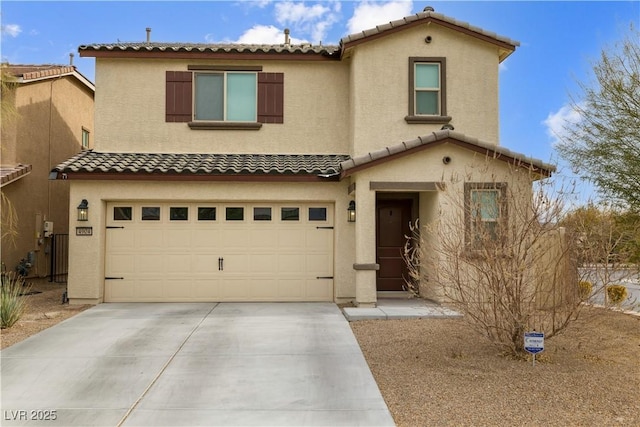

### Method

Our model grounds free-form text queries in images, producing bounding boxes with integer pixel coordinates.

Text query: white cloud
[234,25,308,45]
[543,102,584,146]
[1,24,22,38]
[274,1,341,43]
[347,1,413,35]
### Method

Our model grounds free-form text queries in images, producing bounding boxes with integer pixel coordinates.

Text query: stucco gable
[3,64,95,92]
[340,130,555,178]
[340,7,519,62]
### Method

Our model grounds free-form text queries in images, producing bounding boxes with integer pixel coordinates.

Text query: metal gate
[49,234,69,283]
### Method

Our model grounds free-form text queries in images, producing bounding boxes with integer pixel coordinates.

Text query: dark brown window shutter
[166,71,192,122]
[257,72,284,124]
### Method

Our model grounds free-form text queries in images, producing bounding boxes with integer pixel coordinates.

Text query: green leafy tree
[556,28,640,210]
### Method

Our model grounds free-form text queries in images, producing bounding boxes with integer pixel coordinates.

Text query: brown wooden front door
[376,199,413,291]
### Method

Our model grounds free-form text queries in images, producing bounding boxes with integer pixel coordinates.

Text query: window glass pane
[226,207,244,221]
[170,207,189,221]
[227,73,256,121]
[82,129,90,148]
[416,91,439,115]
[142,207,160,221]
[309,207,327,221]
[281,207,299,221]
[415,63,439,88]
[471,190,500,220]
[195,73,223,120]
[254,207,272,221]
[198,207,216,221]
[114,207,132,221]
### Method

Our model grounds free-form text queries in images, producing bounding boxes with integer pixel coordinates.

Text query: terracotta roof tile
[1,164,32,187]
[79,42,340,57]
[52,151,350,177]
[341,130,555,177]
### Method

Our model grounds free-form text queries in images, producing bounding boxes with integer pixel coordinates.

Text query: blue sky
[1,0,638,199]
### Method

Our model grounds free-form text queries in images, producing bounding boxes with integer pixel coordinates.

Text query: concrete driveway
[1,303,394,426]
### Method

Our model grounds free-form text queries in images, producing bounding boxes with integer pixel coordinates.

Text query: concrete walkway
[1,303,394,426]
[342,297,462,321]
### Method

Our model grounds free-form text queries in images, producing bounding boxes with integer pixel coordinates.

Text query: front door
[376,199,412,291]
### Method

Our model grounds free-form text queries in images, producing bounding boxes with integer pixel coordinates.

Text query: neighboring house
[1,64,95,278]
[52,8,553,306]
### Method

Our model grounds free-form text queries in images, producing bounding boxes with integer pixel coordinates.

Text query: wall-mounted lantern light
[77,199,89,221]
[347,200,356,223]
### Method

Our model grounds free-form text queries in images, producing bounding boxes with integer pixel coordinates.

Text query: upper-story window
[195,72,257,122]
[166,68,284,129]
[405,57,451,124]
[81,128,90,149]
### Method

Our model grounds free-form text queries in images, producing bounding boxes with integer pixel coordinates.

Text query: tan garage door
[105,202,334,302]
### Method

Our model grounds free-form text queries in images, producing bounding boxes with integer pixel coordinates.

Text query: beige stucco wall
[348,23,501,156]
[1,76,94,276]
[93,59,350,154]
[348,143,535,304]
[67,180,354,304]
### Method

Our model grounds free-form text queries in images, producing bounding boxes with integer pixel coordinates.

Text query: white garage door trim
[105,202,334,302]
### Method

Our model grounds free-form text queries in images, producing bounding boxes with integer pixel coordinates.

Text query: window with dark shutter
[166,70,284,127]
[258,72,284,124]
[166,71,193,122]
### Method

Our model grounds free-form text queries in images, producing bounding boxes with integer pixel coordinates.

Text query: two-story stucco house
[52,8,553,306]
[1,64,94,278]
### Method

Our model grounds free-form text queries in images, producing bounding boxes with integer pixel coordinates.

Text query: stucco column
[353,181,377,307]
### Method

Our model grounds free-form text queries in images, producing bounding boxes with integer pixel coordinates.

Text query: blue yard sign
[524,331,544,366]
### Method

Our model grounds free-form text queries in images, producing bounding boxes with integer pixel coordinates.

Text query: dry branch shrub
[606,285,628,305]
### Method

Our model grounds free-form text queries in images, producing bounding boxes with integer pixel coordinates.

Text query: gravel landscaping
[2,282,639,426]
[351,307,640,426]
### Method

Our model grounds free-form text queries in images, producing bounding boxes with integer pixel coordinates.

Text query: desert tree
[555,27,640,211]
[403,161,598,357]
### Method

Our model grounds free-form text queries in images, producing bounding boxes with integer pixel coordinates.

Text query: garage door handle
[316,276,333,279]
[218,257,224,271]
[105,277,124,280]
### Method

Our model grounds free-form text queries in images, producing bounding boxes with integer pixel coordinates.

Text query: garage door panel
[220,228,250,248]
[277,280,304,299]
[136,279,164,299]
[164,254,192,273]
[106,254,135,275]
[306,254,333,275]
[137,254,163,274]
[163,280,193,299]
[105,202,333,302]
[249,229,279,248]
[249,254,278,273]
[220,279,249,300]
[165,229,192,248]
[107,230,134,249]
[278,229,306,248]
[305,279,333,300]
[193,254,219,274]
[136,229,164,250]
[278,254,306,273]
[306,229,333,250]
[193,279,220,299]
[192,229,220,249]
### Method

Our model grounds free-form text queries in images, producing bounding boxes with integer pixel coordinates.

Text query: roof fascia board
[52,172,337,183]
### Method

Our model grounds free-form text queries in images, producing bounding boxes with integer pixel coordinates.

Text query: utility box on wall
[44,221,54,238]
